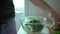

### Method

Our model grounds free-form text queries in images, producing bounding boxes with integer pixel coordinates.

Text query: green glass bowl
[20,16,47,34]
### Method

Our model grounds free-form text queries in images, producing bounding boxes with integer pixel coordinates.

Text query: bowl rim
[20,16,47,20]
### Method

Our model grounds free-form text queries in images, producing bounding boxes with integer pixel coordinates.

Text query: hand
[30,0,49,9]
[50,12,60,28]
[47,7,60,28]
[30,0,42,6]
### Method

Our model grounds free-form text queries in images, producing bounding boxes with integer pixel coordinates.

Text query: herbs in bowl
[22,17,46,33]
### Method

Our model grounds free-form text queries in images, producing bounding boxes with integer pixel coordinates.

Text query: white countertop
[17,26,49,34]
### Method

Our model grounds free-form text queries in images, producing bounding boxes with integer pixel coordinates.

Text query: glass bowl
[20,16,47,34]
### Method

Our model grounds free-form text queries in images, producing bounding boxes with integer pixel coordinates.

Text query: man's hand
[52,13,60,28]
[30,0,51,9]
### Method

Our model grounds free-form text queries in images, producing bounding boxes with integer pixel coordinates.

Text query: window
[13,0,24,13]
[13,0,25,31]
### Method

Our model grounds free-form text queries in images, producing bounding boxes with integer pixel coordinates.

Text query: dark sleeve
[0,0,15,19]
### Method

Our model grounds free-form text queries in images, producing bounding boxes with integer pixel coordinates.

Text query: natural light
[13,0,25,33]
[13,0,24,13]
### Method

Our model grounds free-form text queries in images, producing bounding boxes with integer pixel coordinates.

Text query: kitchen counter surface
[17,26,49,34]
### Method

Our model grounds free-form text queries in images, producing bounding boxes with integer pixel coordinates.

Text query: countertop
[17,26,49,34]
